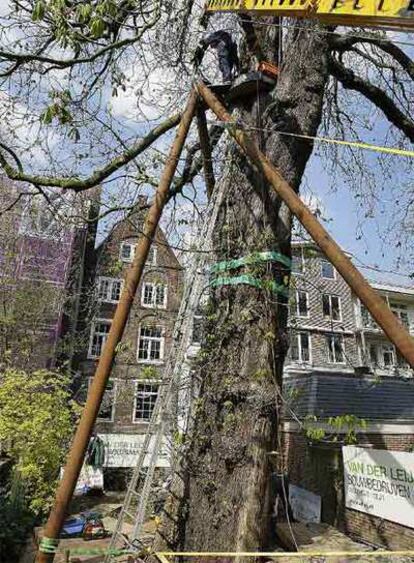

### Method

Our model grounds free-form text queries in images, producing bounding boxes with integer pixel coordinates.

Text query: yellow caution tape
[155,550,414,559]
[277,130,414,159]
[215,121,414,159]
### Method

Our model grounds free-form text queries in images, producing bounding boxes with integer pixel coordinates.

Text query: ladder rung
[123,510,136,520]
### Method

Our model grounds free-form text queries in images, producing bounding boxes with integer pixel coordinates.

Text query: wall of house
[0,178,97,370]
[282,429,414,548]
[78,207,184,437]
[288,245,358,371]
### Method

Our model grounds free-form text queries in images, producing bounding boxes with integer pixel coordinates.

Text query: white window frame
[291,252,304,275]
[133,380,161,423]
[120,242,134,263]
[369,343,397,370]
[97,276,123,304]
[120,242,157,265]
[390,302,410,329]
[381,344,396,369]
[141,282,167,309]
[322,294,342,321]
[290,331,312,363]
[89,377,117,422]
[326,334,345,364]
[321,259,336,280]
[137,325,165,364]
[88,319,112,359]
[295,290,309,318]
[360,302,378,329]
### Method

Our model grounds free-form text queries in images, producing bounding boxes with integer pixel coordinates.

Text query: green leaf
[40,105,55,125]
[90,16,106,38]
[32,0,45,21]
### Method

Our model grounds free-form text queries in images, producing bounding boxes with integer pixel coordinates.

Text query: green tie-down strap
[39,537,59,554]
[210,274,289,297]
[39,538,136,557]
[210,251,291,274]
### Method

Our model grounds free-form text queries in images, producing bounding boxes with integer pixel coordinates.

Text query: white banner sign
[98,433,169,468]
[288,484,321,523]
[343,446,414,529]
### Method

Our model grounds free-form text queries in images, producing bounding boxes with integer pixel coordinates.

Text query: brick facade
[78,204,183,438]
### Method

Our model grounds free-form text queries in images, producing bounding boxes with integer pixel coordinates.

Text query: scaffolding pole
[197,80,414,368]
[35,88,199,563]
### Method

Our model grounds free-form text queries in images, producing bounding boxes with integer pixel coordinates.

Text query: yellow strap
[278,130,414,159]
[216,121,414,159]
[156,550,414,559]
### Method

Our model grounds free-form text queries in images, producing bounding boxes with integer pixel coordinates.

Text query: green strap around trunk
[210,274,289,297]
[210,251,291,274]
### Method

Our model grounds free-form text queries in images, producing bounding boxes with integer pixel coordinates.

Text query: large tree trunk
[158,21,330,557]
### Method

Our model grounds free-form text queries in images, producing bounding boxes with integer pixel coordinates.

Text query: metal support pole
[196,105,215,198]
[36,88,198,563]
[196,80,414,368]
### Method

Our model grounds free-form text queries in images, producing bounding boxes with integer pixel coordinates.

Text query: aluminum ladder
[104,179,226,561]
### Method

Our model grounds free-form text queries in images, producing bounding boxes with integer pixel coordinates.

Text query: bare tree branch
[0,113,181,191]
[328,56,414,143]
[329,33,414,82]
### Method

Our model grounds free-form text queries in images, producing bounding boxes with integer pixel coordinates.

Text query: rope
[209,121,414,159]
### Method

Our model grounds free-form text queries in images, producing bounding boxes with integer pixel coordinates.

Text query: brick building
[0,177,99,370]
[282,241,414,548]
[77,204,184,482]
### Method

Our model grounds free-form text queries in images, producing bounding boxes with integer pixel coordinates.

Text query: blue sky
[303,151,413,287]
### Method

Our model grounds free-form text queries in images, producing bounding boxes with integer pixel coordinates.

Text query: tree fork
[35,88,199,563]
[197,80,414,368]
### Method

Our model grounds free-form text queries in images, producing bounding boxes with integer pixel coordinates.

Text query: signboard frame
[343,445,414,529]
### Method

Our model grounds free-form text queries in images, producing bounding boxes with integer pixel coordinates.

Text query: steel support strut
[196,80,414,368]
[35,88,198,563]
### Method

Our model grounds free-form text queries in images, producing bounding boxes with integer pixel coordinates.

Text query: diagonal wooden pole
[196,104,216,198]
[36,88,199,563]
[196,80,414,368]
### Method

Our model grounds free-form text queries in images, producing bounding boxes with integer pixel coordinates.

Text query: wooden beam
[196,105,216,198]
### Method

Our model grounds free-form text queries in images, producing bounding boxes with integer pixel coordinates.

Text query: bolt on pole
[36,88,199,563]
[196,80,414,368]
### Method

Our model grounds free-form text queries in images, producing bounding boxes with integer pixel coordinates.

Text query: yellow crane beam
[206,1,414,31]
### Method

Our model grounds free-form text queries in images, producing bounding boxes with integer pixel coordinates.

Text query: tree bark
[157,22,330,558]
